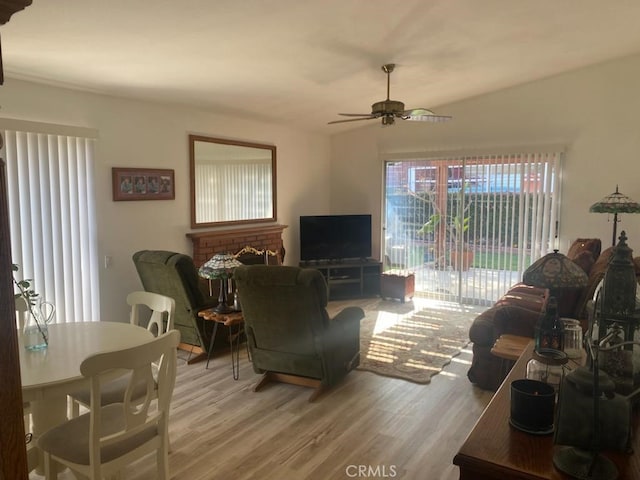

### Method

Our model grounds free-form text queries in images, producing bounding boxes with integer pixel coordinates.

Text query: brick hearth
[186,224,287,267]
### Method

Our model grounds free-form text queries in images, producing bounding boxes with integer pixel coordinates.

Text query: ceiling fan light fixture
[328,63,452,126]
[372,100,405,115]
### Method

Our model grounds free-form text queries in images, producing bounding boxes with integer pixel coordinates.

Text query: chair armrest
[492,304,542,339]
[324,306,364,351]
[469,308,498,346]
[496,291,547,311]
[322,306,365,379]
[331,306,365,325]
[505,283,548,297]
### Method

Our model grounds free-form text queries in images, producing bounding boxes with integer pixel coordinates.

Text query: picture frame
[112,167,175,201]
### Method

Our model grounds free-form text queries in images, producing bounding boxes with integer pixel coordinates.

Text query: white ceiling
[4,1,640,134]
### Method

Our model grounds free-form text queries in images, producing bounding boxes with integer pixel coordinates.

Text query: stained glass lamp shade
[523,250,588,294]
[198,253,242,313]
[589,185,640,246]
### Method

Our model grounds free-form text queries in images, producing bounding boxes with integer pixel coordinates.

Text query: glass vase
[22,301,55,351]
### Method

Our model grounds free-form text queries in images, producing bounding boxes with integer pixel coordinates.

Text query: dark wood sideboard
[453,341,640,479]
[299,260,381,300]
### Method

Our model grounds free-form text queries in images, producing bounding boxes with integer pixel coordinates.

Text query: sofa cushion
[470,287,547,347]
[467,304,545,391]
[571,250,596,275]
[468,308,497,346]
[495,283,548,310]
[492,304,543,339]
[567,238,602,262]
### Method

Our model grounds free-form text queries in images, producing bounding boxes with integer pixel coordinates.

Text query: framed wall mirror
[189,134,277,228]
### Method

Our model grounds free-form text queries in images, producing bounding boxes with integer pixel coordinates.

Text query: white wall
[0,79,331,323]
[330,52,640,258]
[5,51,640,322]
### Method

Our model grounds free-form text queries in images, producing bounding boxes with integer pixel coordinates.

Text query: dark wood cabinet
[300,261,381,300]
[453,341,640,479]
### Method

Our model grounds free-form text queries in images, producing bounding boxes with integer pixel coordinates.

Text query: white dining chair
[37,329,180,480]
[69,291,176,416]
[127,290,175,335]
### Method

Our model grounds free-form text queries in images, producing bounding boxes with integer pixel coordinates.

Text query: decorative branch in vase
[12,263,52,349]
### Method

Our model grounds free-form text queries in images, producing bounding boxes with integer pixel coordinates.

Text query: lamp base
[214,277,234,314]
[212,302,234,314]
[553,446,618,480]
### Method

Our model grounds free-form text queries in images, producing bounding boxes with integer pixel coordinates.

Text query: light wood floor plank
[30,298,493,480]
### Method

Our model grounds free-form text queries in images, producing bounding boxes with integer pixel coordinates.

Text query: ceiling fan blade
[328,116,377,124]
[403,108,436,116]
[404,114,452,122]
[337,113,378,117]
[402,108,452,122]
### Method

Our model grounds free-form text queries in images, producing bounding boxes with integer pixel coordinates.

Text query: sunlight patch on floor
[372,297,481,337]
[371,337,414,349]
[371,309,407,335]
[413,297,486,315]
[419,350,454,358]
[439,337,468,345]
[359,296,478,383]
[366,351,396,363]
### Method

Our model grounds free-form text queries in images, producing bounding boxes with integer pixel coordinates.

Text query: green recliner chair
[233,265,364,401]
[132,250,220,361]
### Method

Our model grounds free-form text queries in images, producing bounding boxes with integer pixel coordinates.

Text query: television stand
[300,259,382,300]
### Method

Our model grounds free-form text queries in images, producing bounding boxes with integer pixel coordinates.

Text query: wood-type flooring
[30,297,493,480]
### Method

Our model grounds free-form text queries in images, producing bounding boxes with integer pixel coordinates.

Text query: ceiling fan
[328,63,452,126]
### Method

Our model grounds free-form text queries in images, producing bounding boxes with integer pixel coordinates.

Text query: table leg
[231,323,241,380]
[205,322,219,369]
[30,394,66,476]
[245,335,252,363]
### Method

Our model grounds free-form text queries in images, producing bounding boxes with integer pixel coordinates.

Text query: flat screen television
[300,214,372,262]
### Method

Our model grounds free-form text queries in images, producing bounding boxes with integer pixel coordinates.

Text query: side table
[380,270,415,303]
[198,309,244,380]
[491,334,530,380]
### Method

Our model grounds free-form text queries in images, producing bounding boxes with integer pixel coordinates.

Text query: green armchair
[132,250,218,360]
[233,265,364,401]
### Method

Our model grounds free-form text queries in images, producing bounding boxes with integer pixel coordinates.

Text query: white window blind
[384,150,561,305]
[4,129,100,323]
[195,161,272,223]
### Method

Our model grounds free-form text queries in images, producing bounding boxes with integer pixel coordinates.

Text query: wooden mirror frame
[189,134,277,228]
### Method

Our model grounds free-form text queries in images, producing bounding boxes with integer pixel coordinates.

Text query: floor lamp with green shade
[589,185,640,247]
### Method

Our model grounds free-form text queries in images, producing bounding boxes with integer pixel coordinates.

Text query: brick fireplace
[186,224,288,267]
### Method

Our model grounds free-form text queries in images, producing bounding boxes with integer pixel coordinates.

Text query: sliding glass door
[384,151,561,305]
[4,128,100,323]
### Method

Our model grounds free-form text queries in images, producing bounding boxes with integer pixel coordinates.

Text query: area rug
[357,301,476,384]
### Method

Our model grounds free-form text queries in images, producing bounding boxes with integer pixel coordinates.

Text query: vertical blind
[384,150,561,305]
[195,162,272,223]
[4,129,100,323]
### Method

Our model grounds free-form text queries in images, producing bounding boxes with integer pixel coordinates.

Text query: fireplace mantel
[186,224,287,267]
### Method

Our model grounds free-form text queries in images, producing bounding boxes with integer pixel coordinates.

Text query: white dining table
[20,321,154,475]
